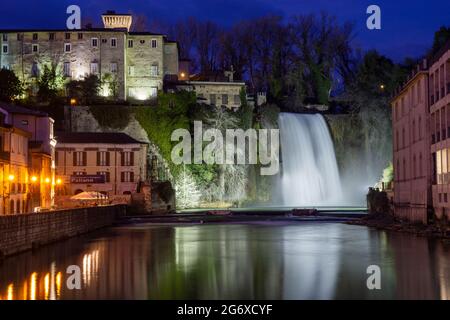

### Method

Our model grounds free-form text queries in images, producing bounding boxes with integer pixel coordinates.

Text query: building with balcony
[0,11,179,101]
[55,132,148,198]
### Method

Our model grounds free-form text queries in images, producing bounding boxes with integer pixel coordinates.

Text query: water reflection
[0,222,448,300]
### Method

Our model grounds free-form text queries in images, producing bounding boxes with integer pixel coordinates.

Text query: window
[234,95,240,105]
[78,33,83,40]
[73,171,86,176]
[97,151,110,166]
[90,62,98,74]
[65,33,71,40]
[111,38,117,47]
[150,87,158,98]
[73,151,86,166]
[49,33,55,41]
[140,39,145,44]
[210,94,217,106]
[64,43,71,52]
[121,152,134,166]
[222,94,229,105]
[33,33,38,40]
[17,34,22,41]
[31,62,39,77]
[2,34,7,41]
[150,64,159,76]
[2,44,8,54]
[151,39,158,48]
[91,38,98,47]
[63,62,71,77]
[128,39,133,48]
[97,171,110,183]
[111,63,118,73]
[121,171,134,183]
[129,66,135,76]
[32,44,38,53]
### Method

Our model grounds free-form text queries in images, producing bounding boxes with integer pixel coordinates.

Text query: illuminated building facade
[55,132,148,197]
[0,11,179,101]
[0,103,56,213]
[392,41,450,224]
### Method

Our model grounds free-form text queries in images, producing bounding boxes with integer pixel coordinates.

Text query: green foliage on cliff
[134,91,196,176]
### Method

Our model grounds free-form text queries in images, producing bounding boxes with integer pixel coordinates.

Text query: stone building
[0,11,179,101]
[55,132,148,197]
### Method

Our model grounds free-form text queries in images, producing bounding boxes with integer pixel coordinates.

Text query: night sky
[1,0,449,61]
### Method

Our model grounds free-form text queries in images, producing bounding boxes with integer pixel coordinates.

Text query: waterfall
[275,113,343,207]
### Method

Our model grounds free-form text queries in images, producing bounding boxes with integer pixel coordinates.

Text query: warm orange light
[8,175,14,182]
[380,84,385,90]
[56,178,62,185]
[70,98,77,106]
[45,178,51,184]
[180,72,186,78]
[31,176,38,183]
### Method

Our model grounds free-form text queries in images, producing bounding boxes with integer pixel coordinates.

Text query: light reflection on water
[0,222,449,300]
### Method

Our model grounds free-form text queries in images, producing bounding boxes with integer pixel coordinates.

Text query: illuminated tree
[175,166,201,209]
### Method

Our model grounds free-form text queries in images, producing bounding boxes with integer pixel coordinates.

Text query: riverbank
[347,212,450,240]
[0,205,126,259]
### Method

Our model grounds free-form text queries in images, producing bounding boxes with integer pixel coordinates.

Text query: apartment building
[55,132,148,196]
[392,40,450,224]
[392,60,431,224]
[429,42,450,221]
[0,11,179,101]
[0,103,56,214]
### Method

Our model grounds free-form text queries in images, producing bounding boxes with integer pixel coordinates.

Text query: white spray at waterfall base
[275,113,344,207]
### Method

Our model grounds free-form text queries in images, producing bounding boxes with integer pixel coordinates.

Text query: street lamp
[31,176,38,183]
[8,175,14,182]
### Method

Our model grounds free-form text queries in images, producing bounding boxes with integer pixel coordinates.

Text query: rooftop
[0,102,49,117]
[56,132,147,145]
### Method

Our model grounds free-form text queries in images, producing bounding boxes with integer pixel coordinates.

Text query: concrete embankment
[0,205,126,258]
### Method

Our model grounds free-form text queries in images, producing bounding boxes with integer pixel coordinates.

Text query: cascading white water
[275,113,343,207]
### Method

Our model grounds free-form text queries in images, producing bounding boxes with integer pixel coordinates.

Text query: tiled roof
[56,132,147,145]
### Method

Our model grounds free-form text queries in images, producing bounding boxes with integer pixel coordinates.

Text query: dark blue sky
[1,0,449,61]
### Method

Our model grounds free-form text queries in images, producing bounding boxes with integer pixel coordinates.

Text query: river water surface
[0,222,449,300]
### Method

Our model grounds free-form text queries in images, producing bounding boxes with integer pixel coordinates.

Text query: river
[0,221,448,300]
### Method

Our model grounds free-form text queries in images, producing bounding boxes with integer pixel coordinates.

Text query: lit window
[63,62,71,77]
[91,38,98,47]
[64,43,71,52]
[151,39,157,48]
[111,38,117,47]
[32,44,39,53]
[150,64,159,76]
[90,62,98,74]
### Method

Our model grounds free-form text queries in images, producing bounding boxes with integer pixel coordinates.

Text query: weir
[275,113,343,207]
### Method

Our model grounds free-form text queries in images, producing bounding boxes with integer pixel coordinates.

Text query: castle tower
[101,11,133,31]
